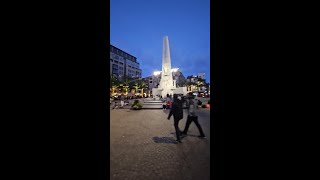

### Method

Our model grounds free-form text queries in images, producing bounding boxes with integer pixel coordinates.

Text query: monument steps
[142,100,163,109]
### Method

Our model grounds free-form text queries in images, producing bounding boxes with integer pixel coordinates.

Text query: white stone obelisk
[158,36,175,97]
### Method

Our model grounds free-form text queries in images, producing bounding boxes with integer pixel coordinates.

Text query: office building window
[112,64,118,75]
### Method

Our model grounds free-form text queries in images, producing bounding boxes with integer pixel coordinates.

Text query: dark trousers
[174,118,182,141]
[183,115,205,136]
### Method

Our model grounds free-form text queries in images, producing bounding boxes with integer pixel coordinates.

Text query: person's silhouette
[182,93,206,138]
[167,94,183,143]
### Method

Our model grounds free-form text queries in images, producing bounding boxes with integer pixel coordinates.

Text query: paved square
[110,108,210,180]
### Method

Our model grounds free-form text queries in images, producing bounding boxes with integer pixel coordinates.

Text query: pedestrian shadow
[184,134,200,138]
[170,132,202,138]
[152,137,178,144]
[162,110,170,115]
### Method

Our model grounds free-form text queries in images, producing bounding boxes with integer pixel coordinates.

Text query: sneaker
[198,135,206,138]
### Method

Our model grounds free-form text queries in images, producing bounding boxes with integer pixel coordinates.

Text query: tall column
[159,36,175,97]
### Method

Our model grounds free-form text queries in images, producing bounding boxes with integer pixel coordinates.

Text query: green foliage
[133,100,139,104]
[202,104,207,108]
[131,99,143,110]
[124,77,142,91]
[110,75,122,87]
[122,74,133,86]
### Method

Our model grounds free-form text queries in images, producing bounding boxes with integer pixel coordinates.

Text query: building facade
[186,73,209,96]
[197,73,205,79]
[110,45,142,78]
[173,69,186,87]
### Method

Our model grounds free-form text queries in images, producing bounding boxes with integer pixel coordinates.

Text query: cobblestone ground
[110,108,210,180]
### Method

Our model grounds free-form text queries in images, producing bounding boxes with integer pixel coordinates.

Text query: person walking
[120,95,125,108]
[182,92,206,138]
[162,100,167,110]
[166,99,171,109]
[167,94,184,143]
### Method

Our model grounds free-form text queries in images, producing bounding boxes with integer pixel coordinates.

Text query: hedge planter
[131,100,143,110]
[132,106,142,110]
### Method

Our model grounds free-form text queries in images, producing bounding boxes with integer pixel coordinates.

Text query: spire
[162,36,171,65]
[159,36,175,97]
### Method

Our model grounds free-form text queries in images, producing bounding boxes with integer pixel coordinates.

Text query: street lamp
[171,68,179,72]
[153,71,161,76]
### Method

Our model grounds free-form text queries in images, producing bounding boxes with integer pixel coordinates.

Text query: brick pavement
[110,108,210,180]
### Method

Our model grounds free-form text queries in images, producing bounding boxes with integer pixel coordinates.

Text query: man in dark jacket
[167,94,183,143]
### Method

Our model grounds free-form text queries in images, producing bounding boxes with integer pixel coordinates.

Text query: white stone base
[173,87,187,95]
[152,87,188,97]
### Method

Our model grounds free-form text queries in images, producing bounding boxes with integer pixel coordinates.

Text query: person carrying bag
[182,93,206,138]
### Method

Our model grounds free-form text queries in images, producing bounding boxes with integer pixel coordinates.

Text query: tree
[125,77,141,93]
[121,74,133,94]
[110,74,122,94]
[129,79,147,96]
[133,83,140,95]
[139,80,147,96]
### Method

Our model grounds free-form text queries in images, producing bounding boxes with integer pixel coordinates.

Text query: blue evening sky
[110,0,210,83]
